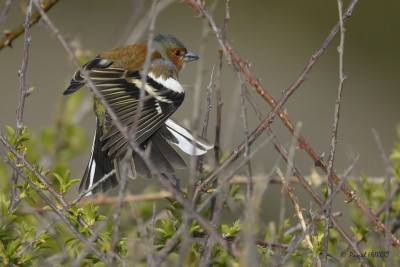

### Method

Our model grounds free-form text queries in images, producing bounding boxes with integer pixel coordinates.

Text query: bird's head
[152,33,199,72]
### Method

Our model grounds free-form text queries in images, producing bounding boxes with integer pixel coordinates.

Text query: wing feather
[85,67,184,160]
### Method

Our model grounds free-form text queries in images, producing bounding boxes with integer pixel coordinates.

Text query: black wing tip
[63,82,84,95]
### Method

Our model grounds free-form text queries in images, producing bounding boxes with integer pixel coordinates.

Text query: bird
[63,33,213,195]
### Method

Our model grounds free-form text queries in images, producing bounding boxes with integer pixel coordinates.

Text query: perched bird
[64,33,213,195]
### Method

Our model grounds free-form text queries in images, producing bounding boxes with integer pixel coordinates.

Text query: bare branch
[276,168,320,266]
[0,0,14,26]
[322,0,347,263]
[0,0,60,50]
[9,0,33,213]
[372,129,394,258]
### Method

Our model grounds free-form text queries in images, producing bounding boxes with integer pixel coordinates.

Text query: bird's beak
[183,51,199,62]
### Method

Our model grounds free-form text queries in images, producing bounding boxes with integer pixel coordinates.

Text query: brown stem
[0,0,60,50]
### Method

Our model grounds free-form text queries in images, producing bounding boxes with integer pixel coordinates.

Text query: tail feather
[114,157,136,181]
[79,122,118,195]
[133,154,152,178]
[148,142,175,174]
[131,132,187,178]
[150,132,187,169]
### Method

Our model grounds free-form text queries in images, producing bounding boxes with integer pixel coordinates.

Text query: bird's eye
[175,50,181,56]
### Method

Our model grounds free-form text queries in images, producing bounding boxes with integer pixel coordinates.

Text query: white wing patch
[84,132,97,196]
[130,78,172,103]
[148,72,184,93]
[155,101,162,114]
[86,159,96,196]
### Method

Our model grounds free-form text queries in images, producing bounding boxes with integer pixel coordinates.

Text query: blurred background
[0,0,399,218]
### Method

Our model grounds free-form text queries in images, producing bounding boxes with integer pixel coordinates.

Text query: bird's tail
[127,131,188,178]
[79,121,119,195]
[79,119,213,195]
[79,124,190,195]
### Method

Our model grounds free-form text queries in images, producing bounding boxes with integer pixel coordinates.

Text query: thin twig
[147,202,157,267]
[79,191,172,206]
[189,3,215,197]
[277,168,321,266]
[123,0,176,44]
[209,49,225,215]
[214,49,223,167]
[16,190,173,216]
[0,0,14,25]
[9,0,33,213]
[0,0,60,50]
[237,73,253,196]
[197,67,215,263]
[372,129,393,257]
[202,6,228,256]
[200,66,214,140]
[277,122,303,262]
[322,0,347,263]
[183,2,218,264]
[200,61,222,266]
[236,72,258,266]
[131,0,159,133]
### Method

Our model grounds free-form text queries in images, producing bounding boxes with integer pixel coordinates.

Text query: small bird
[64,33,213,195]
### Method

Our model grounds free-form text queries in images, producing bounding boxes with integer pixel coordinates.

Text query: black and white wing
[88,66,185,159]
